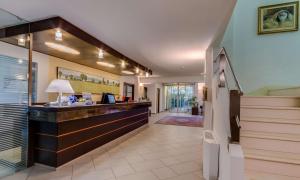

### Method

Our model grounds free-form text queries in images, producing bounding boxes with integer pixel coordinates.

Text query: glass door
[165,83,195,113]
[0,10,29,178]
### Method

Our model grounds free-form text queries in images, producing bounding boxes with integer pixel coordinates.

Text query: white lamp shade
[46,79,74,94]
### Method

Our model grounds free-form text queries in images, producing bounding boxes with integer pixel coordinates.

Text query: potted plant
[189,96,199,115]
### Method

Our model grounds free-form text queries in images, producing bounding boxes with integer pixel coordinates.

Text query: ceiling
[0,0,236,76]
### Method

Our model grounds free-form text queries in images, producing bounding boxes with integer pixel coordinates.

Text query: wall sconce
[218,70,226,88]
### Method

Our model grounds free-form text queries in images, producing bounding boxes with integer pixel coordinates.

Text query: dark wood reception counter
[28,102,151,168]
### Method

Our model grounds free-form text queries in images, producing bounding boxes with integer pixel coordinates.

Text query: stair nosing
[240,117,300,125]
[244,148,300,165]
[241,131,300,142]
[242,96,300,98]
[241,105,300,110]
[245,170,300,180]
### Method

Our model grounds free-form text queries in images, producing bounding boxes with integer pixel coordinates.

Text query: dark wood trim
[229,90,241,143]
[0,16,152,74]
[35,112,148,138]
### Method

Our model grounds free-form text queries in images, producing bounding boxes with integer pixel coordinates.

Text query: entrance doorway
[165,83,195,113]
[157,88,160,113]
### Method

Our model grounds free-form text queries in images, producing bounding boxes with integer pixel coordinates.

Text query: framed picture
[258,1,299,34]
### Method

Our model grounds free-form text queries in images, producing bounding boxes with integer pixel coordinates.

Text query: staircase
[240,96,300,180]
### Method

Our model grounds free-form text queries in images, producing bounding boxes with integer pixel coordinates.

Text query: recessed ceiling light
[135,67,140,73]
[18,37,26,46]
[55,29,63,41]
[98,49,104,59]
[97,61,115,68]
[121,60,126,68]
[45,42,80,55]
[121,70,134,75]
[17,59,23,64]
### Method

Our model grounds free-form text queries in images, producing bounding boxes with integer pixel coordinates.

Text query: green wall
[216,0,300,95]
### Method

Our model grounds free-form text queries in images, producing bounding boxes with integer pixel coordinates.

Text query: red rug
[156,115,204,127]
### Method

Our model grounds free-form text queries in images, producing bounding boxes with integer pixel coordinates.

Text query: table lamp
[46,79,74,106]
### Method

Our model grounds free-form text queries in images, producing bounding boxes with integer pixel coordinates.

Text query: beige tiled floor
[3,112,204,180]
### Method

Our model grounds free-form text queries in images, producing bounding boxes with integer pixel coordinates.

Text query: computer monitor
[101,93,116,104]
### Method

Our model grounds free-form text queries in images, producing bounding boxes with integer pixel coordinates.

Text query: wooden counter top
[29,102,151,122]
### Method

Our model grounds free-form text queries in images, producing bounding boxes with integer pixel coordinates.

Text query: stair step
[244,149,300,177]
[244,148,300,165]
[240,121,300,134]
[241,117,300,125]
[240,131,300,153]
[241,106,300,120]
[246,170,300,180]
[242,96,300,107]
[241,131,300,142]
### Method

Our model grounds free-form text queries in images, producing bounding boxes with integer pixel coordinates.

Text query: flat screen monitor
[101,93,115,104]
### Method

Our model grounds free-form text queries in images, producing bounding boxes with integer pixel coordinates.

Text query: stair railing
[214,47,243,144]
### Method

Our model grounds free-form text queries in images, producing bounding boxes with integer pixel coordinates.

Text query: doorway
[165,83,195,113]
[123,83,134,101]
[157,88,160,113]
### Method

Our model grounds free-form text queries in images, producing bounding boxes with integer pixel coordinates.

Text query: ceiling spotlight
[17,59,23,64]
[45,42,80,55]
[121,60,126,68]
[135,67,140,74]
[146,72,149,77]
[96,61,115,68]
[98,49,104,59]
[18,37,26,46]
[55,29,63,41]
[121,70,134,75]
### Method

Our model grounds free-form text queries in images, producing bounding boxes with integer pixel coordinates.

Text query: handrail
[215,47,242,144]
[215,47,243,94]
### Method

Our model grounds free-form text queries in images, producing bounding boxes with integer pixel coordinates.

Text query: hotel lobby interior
[2,0,300,180]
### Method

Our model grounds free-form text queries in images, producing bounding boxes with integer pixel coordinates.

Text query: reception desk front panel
[29,102,151,167]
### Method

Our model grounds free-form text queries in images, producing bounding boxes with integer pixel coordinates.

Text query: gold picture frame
[258,1,299,34]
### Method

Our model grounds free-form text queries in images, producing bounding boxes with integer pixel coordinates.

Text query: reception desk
[28,102,151,168]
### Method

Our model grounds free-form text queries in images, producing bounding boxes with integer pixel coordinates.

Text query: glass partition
[0,9,29,178]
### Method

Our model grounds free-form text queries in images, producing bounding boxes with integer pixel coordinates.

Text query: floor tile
[169,162,201,174]
[73,168,115,180]
[112,164,135,177]
[151,167,177,179]
[130,159,165,172]
[116,171,159,180]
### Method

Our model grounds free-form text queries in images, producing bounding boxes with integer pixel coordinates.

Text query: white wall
[144,83,163,114]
